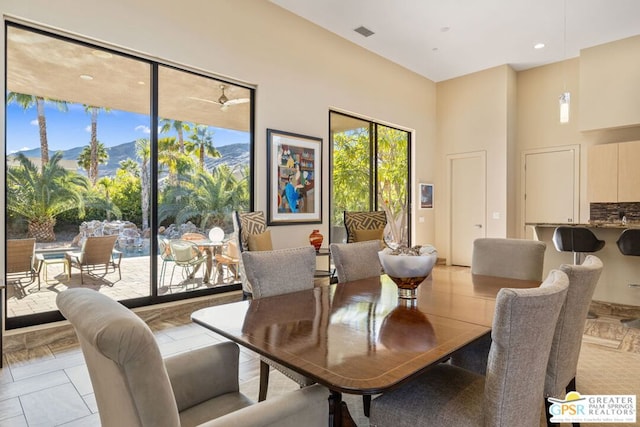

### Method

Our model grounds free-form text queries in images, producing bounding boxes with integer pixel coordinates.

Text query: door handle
[474,224,483,228]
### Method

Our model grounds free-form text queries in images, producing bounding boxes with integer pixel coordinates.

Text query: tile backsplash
[590,202,640,222]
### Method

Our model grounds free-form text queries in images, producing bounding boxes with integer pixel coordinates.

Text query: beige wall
[0,0,437,251]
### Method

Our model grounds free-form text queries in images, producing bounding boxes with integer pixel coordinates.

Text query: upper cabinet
[579,35,640,131]
[588,141,640,202]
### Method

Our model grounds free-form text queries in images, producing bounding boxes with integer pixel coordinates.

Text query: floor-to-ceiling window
[329,111,410,246]
[4,23,253,328]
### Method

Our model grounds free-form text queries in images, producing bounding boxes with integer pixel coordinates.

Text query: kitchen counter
[529,222,640,229]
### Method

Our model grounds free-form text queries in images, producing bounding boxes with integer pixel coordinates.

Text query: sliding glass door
[329,111,410,246]
[4,23,253,328]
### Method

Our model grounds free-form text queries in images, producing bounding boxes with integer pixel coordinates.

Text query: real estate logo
[548,391,636,423]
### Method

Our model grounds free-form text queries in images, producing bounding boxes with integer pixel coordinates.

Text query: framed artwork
[267,129,322,225]
[419,183,434,209]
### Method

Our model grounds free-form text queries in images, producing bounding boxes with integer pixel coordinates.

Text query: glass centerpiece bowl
[378,244,438,299]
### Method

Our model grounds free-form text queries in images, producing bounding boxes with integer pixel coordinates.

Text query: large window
[330,111,410,246]
[4,24,253,328]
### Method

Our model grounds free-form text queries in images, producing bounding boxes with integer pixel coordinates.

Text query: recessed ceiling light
[534,43,545,49]
[79,74,94,80]
[92,50,113,59]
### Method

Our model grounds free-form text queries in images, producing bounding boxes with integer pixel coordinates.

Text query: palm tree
[159,165,249,231]
[77,142,109,184]
[135,138,151,231]
[84,105,111,184]
[97,177,116,221]
[185,125,221,170]
[7,92,68,168]
[160,118,191,153]
[7,152,89,241]
[158,136,194,186]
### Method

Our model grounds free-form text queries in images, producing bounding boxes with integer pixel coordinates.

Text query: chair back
[343,211,387,244]
[7,238,37,273]
[233,211,269,295]
[471,238,546,281]
[56,288,180,427]
[616,228,640,256]
[553,226,605,254]
[545,255,603,398]
[157,236,172,260]
[181,232,207,242]
[226,240,240,259]
[484,269,569,427]
[80,235,118,265]
[169,240,202,264]
[241,246,316,299]
[330,240,382,283]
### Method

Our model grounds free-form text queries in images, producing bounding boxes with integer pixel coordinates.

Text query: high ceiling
[271,0,640,82]
[6,26,252,132]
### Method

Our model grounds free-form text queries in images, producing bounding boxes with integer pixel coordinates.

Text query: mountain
[9,141,250,178]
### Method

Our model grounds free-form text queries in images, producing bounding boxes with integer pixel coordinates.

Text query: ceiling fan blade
[188,96,222,105]
[224,98,250,106]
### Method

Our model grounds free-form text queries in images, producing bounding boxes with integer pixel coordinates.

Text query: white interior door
[449,152,486,266]
[523,146,579,225]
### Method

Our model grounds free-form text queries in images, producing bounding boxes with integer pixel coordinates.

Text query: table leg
[328,391,357,427]
[203,248,213,283]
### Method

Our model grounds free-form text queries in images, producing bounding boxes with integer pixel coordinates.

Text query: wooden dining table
[191,267,539,426]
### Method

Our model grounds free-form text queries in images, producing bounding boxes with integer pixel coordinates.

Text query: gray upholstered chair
[544,255,603,427]
[241,246,317,401]
[329,240,383,283]
[370,269,569,427]
[450,237,547,374]
[471,237,546,281]
[56,287,329,427]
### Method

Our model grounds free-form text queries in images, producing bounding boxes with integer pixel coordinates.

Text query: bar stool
[552,226,605,319]
[616,228,640,329]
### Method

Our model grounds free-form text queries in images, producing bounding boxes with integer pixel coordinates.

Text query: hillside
[9,141,250,177]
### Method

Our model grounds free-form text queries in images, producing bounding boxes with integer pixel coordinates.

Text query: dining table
[191,267,540,427]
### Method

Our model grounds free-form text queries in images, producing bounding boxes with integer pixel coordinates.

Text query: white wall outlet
[419,216,425,223]
[492,212,500,220]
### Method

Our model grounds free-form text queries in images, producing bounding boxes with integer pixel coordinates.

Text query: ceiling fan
[189,84,249,111]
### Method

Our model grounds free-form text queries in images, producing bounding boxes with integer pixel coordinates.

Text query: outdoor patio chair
[168,239,207,288]
[65,235,122,285]
[215,240,240,283]
[6,238,42,292]
[157,236,174,288]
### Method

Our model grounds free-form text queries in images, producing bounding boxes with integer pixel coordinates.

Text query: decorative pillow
[248,230,273,252]
[353,228,384,243]
[237,211,267,251]
[344,211,387,243]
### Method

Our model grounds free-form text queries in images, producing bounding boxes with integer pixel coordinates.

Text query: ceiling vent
[354,26,375,37]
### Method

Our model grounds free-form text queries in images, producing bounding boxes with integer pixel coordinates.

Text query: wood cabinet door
[618,140,640,202]
[587,144,618,202]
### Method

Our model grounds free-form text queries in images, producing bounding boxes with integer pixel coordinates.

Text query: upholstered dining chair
[56,288,329,427]
[451,237,547,374]
[370,269,570,427]
[329,240,383,283]
[471,237,546,281]
[241,246,317,401]
[544,255,603,427]
[343,210,387,244]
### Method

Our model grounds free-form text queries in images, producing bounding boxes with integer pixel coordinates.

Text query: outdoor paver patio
[5,254,236,318]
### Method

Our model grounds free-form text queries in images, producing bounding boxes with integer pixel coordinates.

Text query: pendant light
[559,0,570,124]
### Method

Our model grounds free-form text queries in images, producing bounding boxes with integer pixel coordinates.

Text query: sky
[5,102,250,154]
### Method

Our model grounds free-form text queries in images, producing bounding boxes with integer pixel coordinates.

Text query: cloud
[30,119,38,126]
[85,125,91,133]
[135,125,150,134]
[10,146,32,153]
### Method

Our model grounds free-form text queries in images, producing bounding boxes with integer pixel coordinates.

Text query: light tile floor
[2,270,640,426]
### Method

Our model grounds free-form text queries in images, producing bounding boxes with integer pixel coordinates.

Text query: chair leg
[259,360,270,401]
[363,395,371,417]
[566,377,580,427]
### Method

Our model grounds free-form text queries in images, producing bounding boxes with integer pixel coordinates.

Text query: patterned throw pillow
[237,211,267,251]
[344,211,387,243]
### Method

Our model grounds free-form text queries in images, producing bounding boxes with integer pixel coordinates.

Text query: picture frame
[419,183,434,209]
[267,129,322,225]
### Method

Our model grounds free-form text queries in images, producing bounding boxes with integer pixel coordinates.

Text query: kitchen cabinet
[588,140,640,202]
